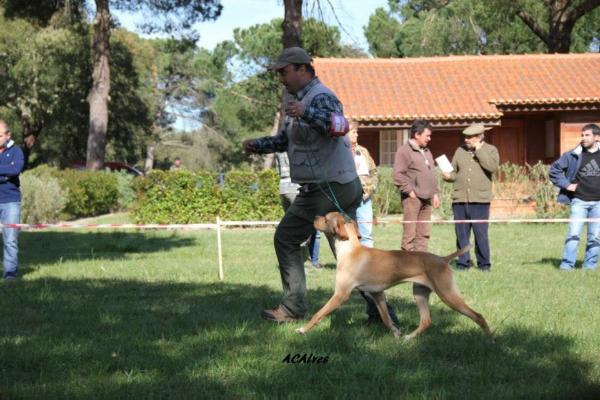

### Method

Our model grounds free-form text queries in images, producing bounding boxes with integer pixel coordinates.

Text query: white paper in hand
[435,154,454,173]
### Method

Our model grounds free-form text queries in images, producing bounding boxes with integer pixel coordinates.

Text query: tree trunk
[547,0,575,53]
[282,0,303,48]
[268,0,303,170]
[144,144,155,175]
[20,115,42,170]
[516,0,600,53]
[86,0,111,170]
[262,111,284,169]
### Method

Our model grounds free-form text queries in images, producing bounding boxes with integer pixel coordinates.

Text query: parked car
[70,161,144,176]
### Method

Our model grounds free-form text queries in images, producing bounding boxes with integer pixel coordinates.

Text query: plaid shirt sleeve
[248,92,343,152]
[249,132,289,154]
[302,93,344,134]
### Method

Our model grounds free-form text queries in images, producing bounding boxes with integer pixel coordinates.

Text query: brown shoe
[261,305,303,323]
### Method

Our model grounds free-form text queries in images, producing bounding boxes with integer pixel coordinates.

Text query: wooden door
[489,120,525,165]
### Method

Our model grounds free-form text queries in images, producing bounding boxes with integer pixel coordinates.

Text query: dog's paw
[391,327,402,338]
[403,334,414,341]
[295,327,306,335]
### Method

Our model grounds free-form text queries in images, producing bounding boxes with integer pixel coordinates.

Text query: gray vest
[285,83,357,185]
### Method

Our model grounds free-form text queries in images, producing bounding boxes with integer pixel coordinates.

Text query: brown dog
[296,212,495,342]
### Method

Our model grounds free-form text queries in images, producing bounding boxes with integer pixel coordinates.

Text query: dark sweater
[0,141,24,203]
[575,148,600,201]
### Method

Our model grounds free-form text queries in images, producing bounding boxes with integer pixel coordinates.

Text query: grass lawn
[1,221,599,399]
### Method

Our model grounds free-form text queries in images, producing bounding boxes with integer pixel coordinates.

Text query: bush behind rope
[132,162,564,223]
[132,169,283,224]
[20,166,68,223]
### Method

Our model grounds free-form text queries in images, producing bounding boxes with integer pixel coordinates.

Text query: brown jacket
[393,140,438,200]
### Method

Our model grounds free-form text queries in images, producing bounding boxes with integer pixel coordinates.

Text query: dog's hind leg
[366,291,402,338]
[405,287,432,340]
[433,277,495,342]
[296,288,352,335]
[437,291,495,342]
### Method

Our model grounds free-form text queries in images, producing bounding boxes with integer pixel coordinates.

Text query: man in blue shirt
[0,120,25,280]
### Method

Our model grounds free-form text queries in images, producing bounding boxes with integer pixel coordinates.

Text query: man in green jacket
[442,123,500,271]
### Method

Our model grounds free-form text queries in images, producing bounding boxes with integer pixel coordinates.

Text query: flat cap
[462,123,491,136]
[269,47,312,70]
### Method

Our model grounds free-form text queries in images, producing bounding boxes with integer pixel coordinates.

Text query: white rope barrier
[5,217,599,282]
[3,217,600,230]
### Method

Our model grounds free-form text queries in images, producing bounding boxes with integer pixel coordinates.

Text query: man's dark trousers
[274,178,362,317]
[453,202,491,269]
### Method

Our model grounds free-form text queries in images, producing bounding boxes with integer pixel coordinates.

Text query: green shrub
[55,169,119,218]
[20,166,68,223]
[528,162,569,219]
[372,167,402,217]
[132,169,283,223]
[114,171,136,210]
[436,171,454,220]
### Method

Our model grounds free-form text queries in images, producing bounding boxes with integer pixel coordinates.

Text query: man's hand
[566,183,577,192]
[242,139,257,154]
[442,172,452,180]
[474,138,484,151]
[409,190,417,199]
[285,101,305,118]
[432,194,440,209]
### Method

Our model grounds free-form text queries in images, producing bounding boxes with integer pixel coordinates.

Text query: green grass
[1,223,599,399]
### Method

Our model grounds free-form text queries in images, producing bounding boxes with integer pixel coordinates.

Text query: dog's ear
[335,216,349,241]
[352,220,362,239]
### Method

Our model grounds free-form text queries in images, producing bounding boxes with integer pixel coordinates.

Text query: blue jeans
[560,198,600,270]
[308,230,320,264]
[356,198,374,247]
[1,202,20,279]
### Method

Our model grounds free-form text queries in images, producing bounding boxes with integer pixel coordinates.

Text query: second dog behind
[296,212,495,342]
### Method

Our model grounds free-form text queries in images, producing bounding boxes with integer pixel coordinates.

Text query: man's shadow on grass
[523,257,565,269]
[0,278,597,399]
[18,231,196,273]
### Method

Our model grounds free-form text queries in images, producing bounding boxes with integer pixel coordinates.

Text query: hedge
[132,169,283,224]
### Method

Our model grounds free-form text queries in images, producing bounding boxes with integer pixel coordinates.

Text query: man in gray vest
[243,47,364,322]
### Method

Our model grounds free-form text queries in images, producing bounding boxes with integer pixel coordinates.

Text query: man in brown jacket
[393,120,440,308]
[442,123,500,271]
[394,120,440,252]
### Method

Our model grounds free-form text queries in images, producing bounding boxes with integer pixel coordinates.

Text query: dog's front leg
[367,291,402,338]
[296,290,351,335]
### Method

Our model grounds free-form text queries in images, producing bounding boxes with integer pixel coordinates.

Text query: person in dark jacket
[549,123,600,271]
[243,47,363,323]
[0,120,25,280]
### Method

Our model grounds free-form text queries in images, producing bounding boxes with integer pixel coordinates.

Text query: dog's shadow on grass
[1,279,597,399]
[320,262,337,270]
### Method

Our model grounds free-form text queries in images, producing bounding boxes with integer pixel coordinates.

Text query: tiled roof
[313,53,600,122]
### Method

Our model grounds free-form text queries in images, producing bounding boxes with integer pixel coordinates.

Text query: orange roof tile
[313,53,600,122]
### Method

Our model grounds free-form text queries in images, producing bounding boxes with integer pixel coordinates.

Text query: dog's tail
[442,244,472,263]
